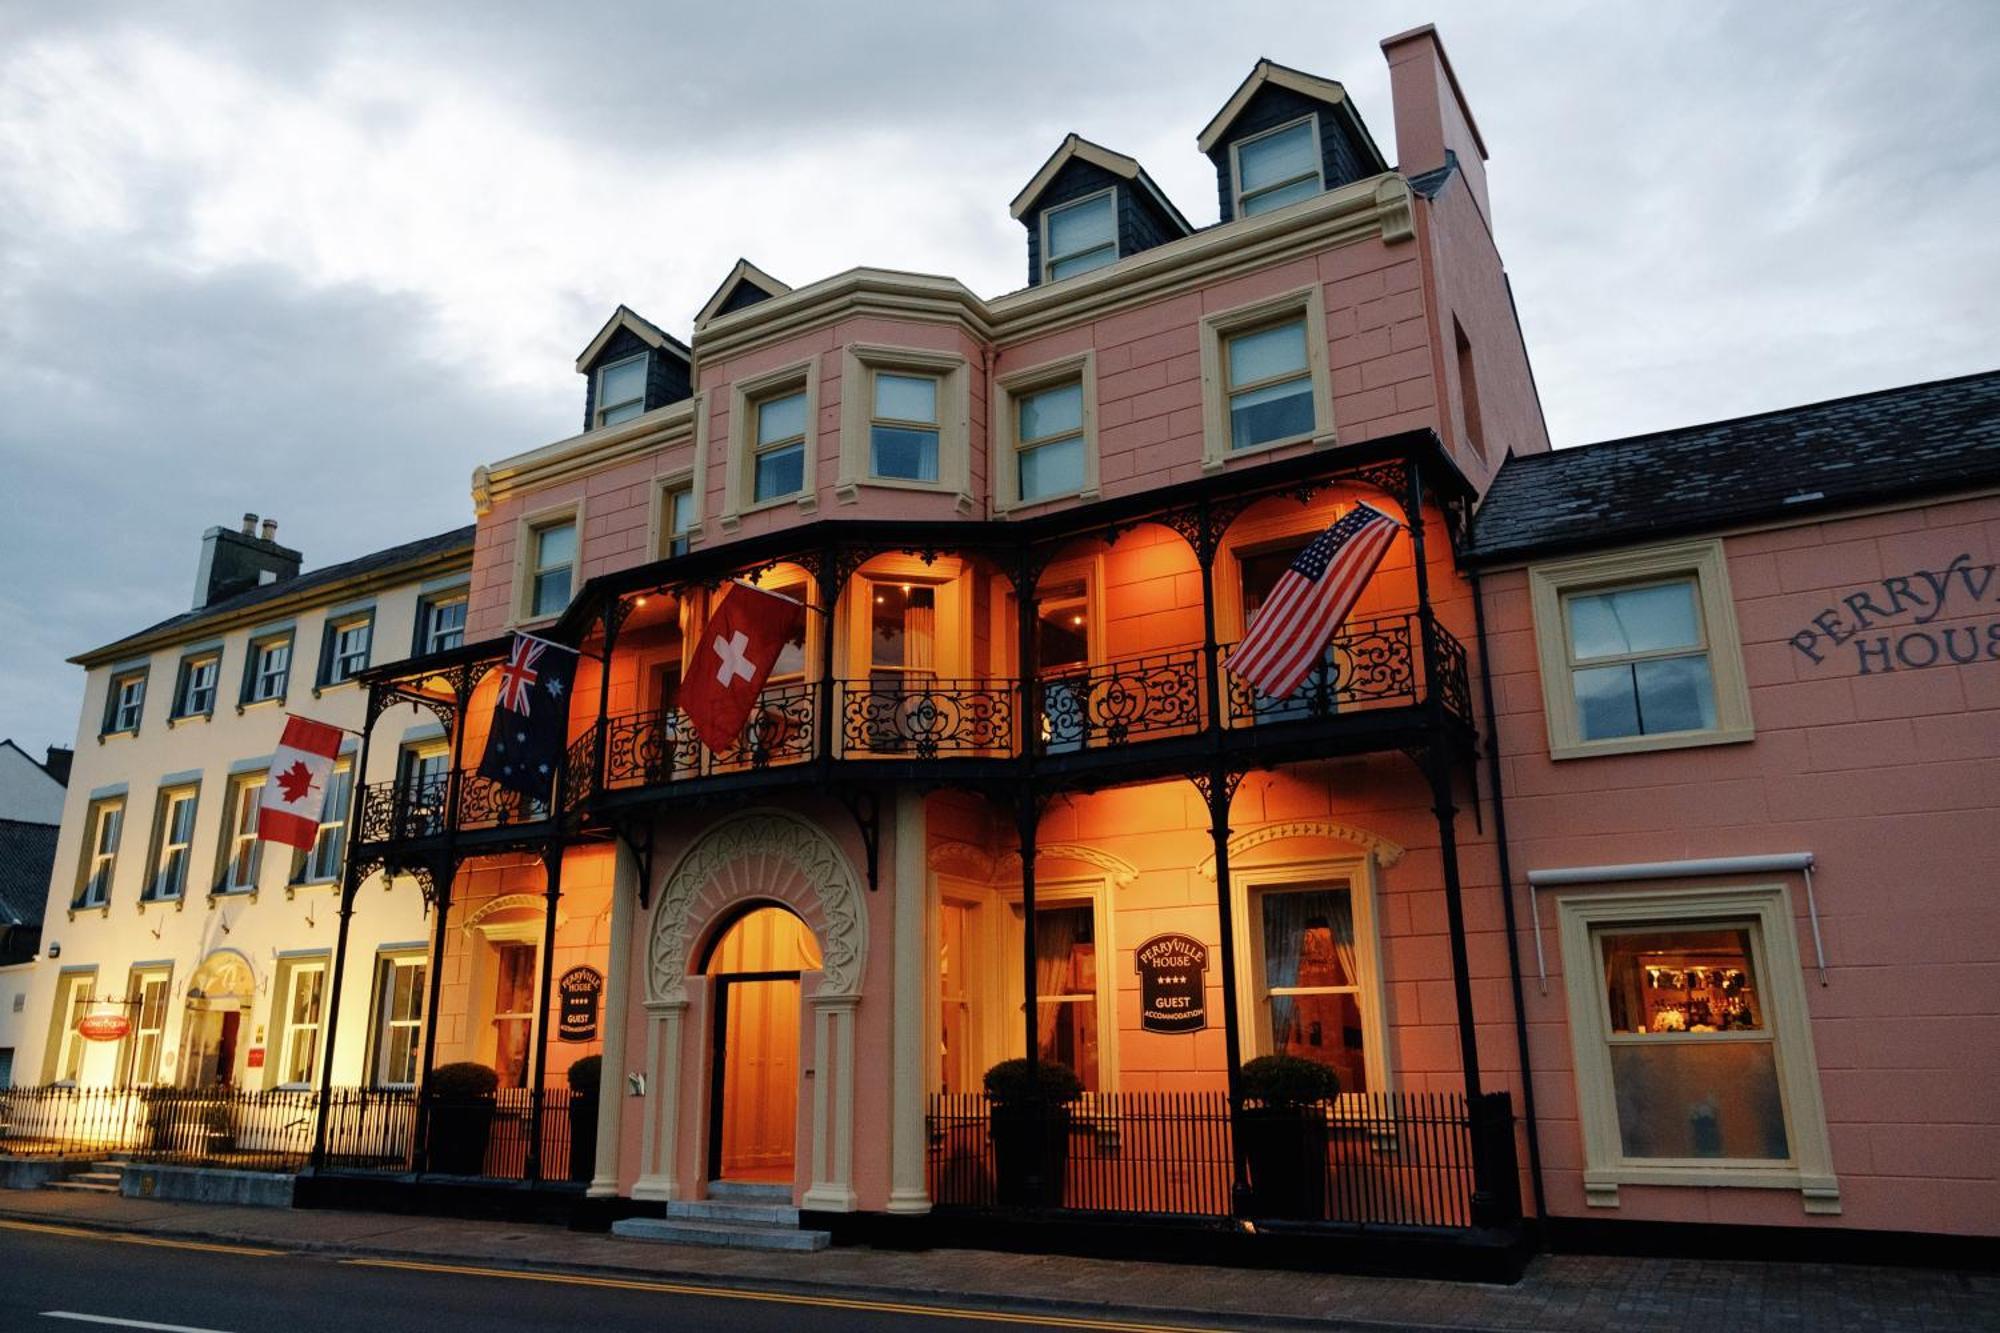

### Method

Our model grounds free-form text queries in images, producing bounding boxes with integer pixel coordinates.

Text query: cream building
[17,516,472,1094]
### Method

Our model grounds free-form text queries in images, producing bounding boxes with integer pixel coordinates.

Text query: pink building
[261,25,1995,1277]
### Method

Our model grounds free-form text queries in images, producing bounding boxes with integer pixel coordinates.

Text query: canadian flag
[257,715,345,850]
[681,582,805,755]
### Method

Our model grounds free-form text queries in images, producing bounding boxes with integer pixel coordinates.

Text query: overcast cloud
[3,1,1996,754]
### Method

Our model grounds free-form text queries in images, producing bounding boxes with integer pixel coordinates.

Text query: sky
[2,1,1997,756]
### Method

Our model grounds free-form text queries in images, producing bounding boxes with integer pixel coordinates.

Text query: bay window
[869,372,940,482]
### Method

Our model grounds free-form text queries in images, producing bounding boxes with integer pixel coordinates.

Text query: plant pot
[568,1096,598,1183]
[427,1100,495,1176]
[989,1101,1068,1207]
[1240,1105,1330,1220]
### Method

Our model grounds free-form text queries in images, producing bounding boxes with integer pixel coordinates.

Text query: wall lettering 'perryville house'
[1788,553,2000,674]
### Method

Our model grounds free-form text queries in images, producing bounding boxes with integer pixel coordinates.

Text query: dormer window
[1043,190,1117,282]
[595,353,648,428]
[1234,117,1322,216]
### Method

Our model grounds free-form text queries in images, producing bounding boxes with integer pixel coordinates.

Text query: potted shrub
[201,1097,236,1155]
[1238,1055,1339,1220]
[565,1055,602,1183]
[425,1061,499,1176]
[983,1058,1082,1208]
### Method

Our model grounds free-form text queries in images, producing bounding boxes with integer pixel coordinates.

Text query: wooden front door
[711,973,801,1181]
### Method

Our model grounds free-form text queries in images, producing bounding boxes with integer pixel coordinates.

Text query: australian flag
[476,634,581,801]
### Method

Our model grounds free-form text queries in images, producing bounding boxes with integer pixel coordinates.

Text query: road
[0,1220,1230,1333]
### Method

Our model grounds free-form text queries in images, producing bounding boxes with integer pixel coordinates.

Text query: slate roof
[79,524,476,665]
[1467,370,2000,564]
[0,819,58,928]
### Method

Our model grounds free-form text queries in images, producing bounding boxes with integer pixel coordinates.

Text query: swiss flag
[682,583,805,755]
[258,715,344,850]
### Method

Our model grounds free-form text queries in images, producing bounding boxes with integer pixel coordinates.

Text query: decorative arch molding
[460,893,564,936]
[995,843,1140,888]
[927,839,995,882]
[185,947,257,1003]
[647,809,867,1003]
[1197,820,1405,879]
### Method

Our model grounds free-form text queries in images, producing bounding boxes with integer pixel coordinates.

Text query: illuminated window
[1009,900,1102,1093]
[146,786,199,902]
[121,969,171,1086]
[371,954,427,1088]
[219,772,264,893]
[276,960,327,1086]
[300,760,352,883]
[491,942,537,1088]
[75,799,122,908]
[46,971,96,1084]
[1252,885,1372,1093]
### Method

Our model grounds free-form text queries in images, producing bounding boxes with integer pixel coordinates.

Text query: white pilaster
[801,994,859,1212]
[631,998,686,1201]
[587,838,640,1197]
[887,790,930,1213]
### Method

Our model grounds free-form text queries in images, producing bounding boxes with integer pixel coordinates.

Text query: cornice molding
[476,398,698,511]
[1196,820,1406,879]
[996,843,1140,888]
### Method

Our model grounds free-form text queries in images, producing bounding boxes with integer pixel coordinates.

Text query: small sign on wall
[1134,933,1209,1034]
[246,1047,266,1070]
[558,966,604,1042]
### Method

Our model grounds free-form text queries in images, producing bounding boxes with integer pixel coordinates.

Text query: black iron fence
[1,1084,593,1185]
[0,1085,318,1172]
[927,1089,1515,1230]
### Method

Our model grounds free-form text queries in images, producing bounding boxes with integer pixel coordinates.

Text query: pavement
[0,1187,1994,1332]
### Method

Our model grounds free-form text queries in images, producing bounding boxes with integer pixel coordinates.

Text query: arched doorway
[703,905,822,1183]
[180,950,256,1088]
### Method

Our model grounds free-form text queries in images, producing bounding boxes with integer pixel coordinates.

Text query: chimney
[192,515,304,610]
[42,746,73,786]
[1381,24,1493,228]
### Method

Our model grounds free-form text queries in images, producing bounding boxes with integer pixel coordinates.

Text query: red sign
[76,1013,130,1042]
[246,1047,266,1069]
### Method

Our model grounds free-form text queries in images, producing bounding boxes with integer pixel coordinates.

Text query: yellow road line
[0,1216,282,1257]
[341,1257,1227,1332]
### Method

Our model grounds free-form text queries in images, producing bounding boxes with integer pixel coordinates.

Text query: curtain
[1262,892,1308,1052]
[1033,908,1083,1059]
[1327,891,1359,993]
[905,598,935,675]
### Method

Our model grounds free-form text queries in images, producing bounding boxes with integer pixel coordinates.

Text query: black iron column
[412,671,473,1172]
[590,596,624,795]
[815,544,840,767]
[1014,547,1042,1082]
[310,698,377,1171]
[524,838,565,1183]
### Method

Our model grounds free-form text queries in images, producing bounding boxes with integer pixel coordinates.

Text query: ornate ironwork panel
[1222,614,1419,725]
[455,769,551,830]
[1035,649,1204,753]
[562,725,597,815]
[709,681,818,771]
[604,710,703,789]
[840,679,1014,759]
[1423,614,1474,727]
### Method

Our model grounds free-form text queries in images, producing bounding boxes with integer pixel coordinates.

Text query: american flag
[1225,503,1401,700]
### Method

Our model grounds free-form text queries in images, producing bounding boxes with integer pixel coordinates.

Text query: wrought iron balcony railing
[356,613,1473,847]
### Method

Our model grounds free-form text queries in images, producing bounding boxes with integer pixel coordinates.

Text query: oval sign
[77,1013,131,1042]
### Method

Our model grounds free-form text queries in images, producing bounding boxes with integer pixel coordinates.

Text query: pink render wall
[1486,496,2000,1236]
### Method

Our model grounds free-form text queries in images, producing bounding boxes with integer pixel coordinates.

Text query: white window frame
[107,671,147,734]
[647,469,700,561]
[1527,539,1755,760]
[75,798,123,909]
[121,967,171,1086]
[369,952,428,1088]
[324,615,373,686]
[146,786,199,903]
[752,388,809,503]
[299,758,353,885]
[993,351,1099,512]
[511,500,585,625]
[835,345,972,508]
[1198,285,1334,471]
[47,970,97,1085]
[1555,881,1840,1214]
[1229,114,1325,219]
[724,358,818,526]
[273,956,329,1089]
[419,592,468,655]
[593,351,648,429]
[999,875,1119,1097]
[1228,854,1394,1103]
[245,635,292,705]
[219,771,264,894]
[176,654,219,720]
[1039,188,1119,283]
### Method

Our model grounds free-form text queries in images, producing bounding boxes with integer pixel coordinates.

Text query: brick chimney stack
[1381,24,1493,229]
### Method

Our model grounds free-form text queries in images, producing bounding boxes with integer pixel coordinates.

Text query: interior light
[635,596,648,607]
[1071,615,1083,626]
[901,584,912,593]
[875,595,886,604]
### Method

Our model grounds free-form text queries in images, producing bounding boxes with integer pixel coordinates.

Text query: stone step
[666,1197,799,1226]
[705,1179,792,1203]
[611,1216,829,1252]
[45,1180,120,1194]
[69,1172,123,1185]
